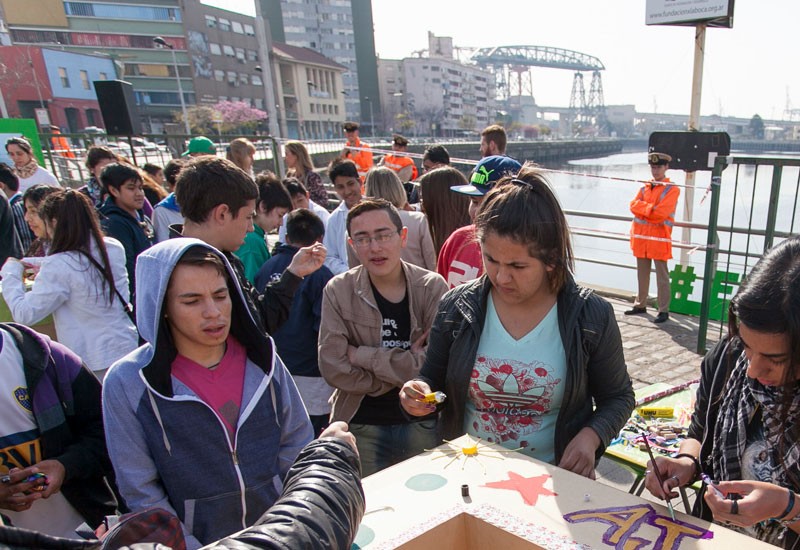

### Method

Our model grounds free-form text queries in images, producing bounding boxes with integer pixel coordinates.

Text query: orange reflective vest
[343,138,373,181]
[629,178,680,261]
[51,134,75,158]
[382,154,418,181]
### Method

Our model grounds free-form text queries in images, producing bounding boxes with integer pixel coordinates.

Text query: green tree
[177,105,218,134]
[458,115,476,132]
[749,114,765,139]
[394,112,415,134]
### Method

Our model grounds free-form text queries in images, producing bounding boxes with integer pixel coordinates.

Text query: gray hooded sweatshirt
[102,238,313,548]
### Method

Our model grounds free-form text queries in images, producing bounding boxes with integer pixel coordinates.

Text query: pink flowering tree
[212,100,267,134]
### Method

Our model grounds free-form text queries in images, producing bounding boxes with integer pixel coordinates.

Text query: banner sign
[645,0,734,28]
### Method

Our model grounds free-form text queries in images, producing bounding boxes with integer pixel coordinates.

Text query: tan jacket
[318,260,448,422]
[398,210,437,272]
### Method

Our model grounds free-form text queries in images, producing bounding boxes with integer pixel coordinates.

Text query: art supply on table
[634,378,700,407]
[423,391,447,404]
[640,432,676,521]
[638,406,675,418]
[701,473,725,498]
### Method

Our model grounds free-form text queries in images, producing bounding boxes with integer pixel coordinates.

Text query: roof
[272,42,347,71]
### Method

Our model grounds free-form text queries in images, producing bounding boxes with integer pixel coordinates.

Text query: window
[235,48,245,61]
[251,74,263,86]
[231,21,243,34]
[214,70,224,82]
[98,72,108,81]
[205,15,216,28]
[227,71,237,84]
[65,3,180,21]
[222,45,234,57]
[218,18,231,31]
[246,49,258,62]
[244,24,255,36]
[209,43,221,55]
[80,70,90,89]
[239,73,248,85]
[86,108,99,126]
[310,104,315,113]
[58,67,70,87]
[254,98,263,109]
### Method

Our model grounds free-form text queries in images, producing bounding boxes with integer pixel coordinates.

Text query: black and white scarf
[712,350,800,545]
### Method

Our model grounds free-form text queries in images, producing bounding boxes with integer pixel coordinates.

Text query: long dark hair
[474,163,574,294]
[728,235,800,483]
[418,166,471,254]
[39,189,116,304]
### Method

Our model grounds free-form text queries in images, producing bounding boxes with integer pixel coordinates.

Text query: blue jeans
[350,419,439,477]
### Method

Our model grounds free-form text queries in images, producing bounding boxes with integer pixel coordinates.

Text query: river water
[543,150,799,297]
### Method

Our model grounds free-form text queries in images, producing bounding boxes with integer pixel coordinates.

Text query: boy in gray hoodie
[102,238,313,548]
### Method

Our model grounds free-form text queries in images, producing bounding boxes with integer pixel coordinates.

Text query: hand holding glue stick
[400,380,446,416]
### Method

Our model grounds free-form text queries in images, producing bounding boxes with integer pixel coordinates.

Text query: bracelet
[771,488,796,521]
[674,453,702,483]
[778,504,800,528]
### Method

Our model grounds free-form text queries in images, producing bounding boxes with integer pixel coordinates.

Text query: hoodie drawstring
[147,388,172,454]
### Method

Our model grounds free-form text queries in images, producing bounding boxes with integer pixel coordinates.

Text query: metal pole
[697,155,724,354]
[680,23,706,266]
[253,0,280,139]
[170,47,190,135]
[369,99,375,137]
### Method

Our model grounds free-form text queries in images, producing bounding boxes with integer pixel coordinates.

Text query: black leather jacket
[418,275,634,463]
[0,439,364,550]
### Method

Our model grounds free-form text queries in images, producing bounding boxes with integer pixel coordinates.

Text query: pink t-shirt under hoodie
[172,336,247,441]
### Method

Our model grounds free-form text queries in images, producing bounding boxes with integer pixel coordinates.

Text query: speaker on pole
[93,80,141,135]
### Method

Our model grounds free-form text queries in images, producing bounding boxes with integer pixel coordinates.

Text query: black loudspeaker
[648,131,731,172]
[93,80,141,135]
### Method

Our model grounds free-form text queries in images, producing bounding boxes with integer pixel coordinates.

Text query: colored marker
[700,473,725,498]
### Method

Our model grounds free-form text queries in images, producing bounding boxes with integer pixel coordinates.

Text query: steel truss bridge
[471,45,607,123]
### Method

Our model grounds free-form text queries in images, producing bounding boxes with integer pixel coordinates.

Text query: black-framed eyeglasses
[351,230,399,249]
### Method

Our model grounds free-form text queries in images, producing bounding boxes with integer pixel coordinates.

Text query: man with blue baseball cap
[436,155,522,288]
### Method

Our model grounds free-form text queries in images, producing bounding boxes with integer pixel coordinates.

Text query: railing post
[764,163,783,252]
[697,156,726,354]
[268,137,284,178]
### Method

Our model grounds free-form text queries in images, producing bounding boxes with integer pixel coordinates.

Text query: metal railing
[697,156,800,351]
[33,132,800,352]
[37,132,283,187]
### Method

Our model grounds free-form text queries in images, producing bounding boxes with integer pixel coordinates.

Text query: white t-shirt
[0,328,84,537]
[18,166,60,193]
[278,200,331,244]
[464,297,566,463]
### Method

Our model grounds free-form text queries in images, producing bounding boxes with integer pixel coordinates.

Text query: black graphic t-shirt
[350,283,411,425]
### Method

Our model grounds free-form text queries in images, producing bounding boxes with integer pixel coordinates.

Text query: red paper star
[483,472,557,506]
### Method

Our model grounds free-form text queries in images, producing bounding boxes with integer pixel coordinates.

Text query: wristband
[771,488,796,522]
[779,506,800,528]
[674,453,702,483]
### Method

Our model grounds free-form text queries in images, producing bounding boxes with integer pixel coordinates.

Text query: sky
[201,0,799,121]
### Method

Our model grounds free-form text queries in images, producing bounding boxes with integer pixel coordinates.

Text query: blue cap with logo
[451,155,522,196]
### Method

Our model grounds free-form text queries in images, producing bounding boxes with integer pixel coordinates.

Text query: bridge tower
[471,45,607,135]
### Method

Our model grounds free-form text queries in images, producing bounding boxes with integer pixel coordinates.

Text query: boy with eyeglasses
[318,199,447,476]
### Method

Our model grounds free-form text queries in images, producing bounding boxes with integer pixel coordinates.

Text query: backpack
[98,508,185,550]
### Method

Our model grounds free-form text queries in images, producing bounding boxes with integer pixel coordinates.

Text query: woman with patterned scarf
[645,235,800,548]
[4,137,59,193]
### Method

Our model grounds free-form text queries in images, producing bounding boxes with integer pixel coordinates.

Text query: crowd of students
[0,125,798,549]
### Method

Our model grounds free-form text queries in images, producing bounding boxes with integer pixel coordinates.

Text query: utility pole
[680,23,706,266]
[253,0,280,139]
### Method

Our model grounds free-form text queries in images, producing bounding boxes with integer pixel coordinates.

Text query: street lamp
[363,96,374,137]
[153,36,190,135]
